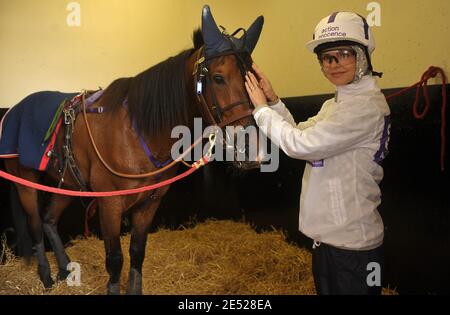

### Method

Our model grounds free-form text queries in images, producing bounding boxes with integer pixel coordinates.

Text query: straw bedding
[0,220,397,295]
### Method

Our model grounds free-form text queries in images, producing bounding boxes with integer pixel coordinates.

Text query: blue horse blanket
[0,91,78,170]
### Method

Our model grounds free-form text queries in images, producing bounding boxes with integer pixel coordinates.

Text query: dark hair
[314,40,361,54]
[126,50,195,138]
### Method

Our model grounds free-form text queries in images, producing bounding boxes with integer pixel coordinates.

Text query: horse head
[191,5,264,170]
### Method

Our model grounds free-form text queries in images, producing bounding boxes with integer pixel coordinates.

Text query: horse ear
[243,16,264,54]
[201,5,223,55]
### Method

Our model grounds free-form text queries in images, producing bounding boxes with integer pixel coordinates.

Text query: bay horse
[3,6,264,294]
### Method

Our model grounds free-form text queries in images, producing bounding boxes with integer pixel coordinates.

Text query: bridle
[192,28,255,128]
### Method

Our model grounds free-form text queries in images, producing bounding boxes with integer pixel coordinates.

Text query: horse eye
[213,75,225,85]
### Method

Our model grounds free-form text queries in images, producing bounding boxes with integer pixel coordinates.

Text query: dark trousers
[312,242,384,295]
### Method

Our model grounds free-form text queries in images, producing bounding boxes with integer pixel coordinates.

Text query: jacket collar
[334,75,380,102]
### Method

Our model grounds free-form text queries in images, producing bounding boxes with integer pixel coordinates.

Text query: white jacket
[253,75,391,250]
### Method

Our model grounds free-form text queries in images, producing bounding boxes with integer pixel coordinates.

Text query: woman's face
[318,46,357,86]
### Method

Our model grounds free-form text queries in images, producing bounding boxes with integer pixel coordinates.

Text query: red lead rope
[385,66,447,171]
[0,157,209,197]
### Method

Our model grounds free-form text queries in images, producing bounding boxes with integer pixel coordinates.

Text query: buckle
[64,108,75,125]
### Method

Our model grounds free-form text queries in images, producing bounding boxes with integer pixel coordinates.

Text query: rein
[81,92,215,179]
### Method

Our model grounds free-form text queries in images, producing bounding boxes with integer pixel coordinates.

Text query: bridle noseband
[193,29,255,128]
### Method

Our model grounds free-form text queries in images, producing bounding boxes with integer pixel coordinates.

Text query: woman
[245,11,390,295]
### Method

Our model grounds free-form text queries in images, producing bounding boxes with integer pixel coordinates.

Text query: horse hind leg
[18,186,54,288]
[9,185,33,261]
[42,194,73,281]
[4,160,54,288]
[98,198,124,295]
[127,197,162,295]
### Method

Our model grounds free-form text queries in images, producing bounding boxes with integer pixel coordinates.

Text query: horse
[1,6,264,294]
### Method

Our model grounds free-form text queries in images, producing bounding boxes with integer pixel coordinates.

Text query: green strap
[43,99,66,142]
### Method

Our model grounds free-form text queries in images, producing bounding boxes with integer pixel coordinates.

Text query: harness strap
[133,120,173,169]
[195,87,218,126]
[58,90,104,190]
[60,108,88,190]
[82,91,211,179]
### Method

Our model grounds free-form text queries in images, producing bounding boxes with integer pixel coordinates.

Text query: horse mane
[101,29,205,138]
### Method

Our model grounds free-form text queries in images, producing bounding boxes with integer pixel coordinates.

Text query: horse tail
[9,184,33,260]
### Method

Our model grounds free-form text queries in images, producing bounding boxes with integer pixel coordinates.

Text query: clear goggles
[318,48,356,67]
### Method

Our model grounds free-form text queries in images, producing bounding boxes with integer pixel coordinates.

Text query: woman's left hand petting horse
[0,5,264,294]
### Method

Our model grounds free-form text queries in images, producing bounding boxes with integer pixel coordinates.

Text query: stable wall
[1,0,449,106]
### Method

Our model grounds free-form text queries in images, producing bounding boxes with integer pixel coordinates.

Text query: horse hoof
[126,268,142,295]
[38,266,54,289]
[107,282,120,295]
[58,268,71,281]
[41,276,54,289]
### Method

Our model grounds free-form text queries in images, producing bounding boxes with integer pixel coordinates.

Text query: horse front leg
[126,196,162,295]
[42,194,73,281]
[98,198,123,295]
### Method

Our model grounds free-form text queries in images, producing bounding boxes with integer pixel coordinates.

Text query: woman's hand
[252,63,278,103]
[245,71,268,107]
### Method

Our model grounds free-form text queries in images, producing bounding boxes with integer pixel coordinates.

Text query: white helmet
[306,11,375,54]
